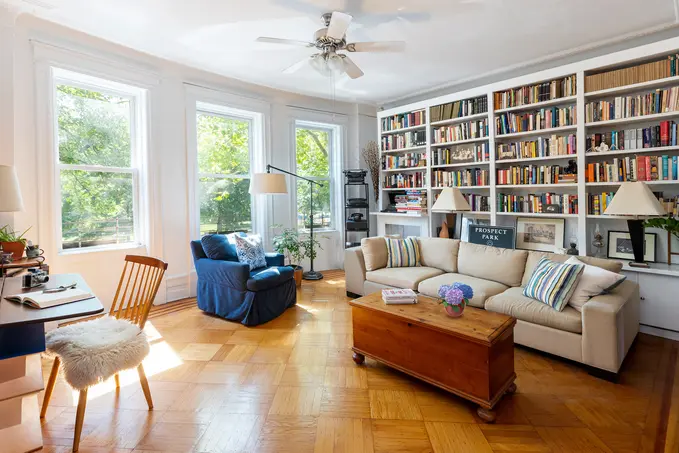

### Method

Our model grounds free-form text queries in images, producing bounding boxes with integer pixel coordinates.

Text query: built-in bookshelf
[377,47,679,250]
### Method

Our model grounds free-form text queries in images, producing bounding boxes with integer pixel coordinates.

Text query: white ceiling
[7,0,679,104]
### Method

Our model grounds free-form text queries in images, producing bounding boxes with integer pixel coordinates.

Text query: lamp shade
[431,187,471,213]
[249,173,288,195]
[604,181,666,217]
[0,165,23,212]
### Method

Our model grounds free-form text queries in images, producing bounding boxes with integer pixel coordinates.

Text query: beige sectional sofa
[345,237,640,375]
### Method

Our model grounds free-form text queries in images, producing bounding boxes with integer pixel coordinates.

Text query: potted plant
[272,227,305,287]
[0,225,31,260]
[438,283,474,318]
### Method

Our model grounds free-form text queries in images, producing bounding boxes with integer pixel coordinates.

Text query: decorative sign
[468,225,516,249]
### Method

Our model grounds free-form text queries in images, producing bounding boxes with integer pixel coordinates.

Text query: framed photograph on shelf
[515,217,565,252]
[607,231,657,262]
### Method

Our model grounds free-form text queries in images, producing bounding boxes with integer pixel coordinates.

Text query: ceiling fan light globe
[309,55,331,77]
[327,54,346,74]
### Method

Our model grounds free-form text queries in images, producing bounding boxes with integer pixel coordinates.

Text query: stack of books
[382,288,417,305]
[395,190,427,215]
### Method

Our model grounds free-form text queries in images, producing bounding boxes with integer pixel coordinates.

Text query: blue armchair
[190,240,296,326]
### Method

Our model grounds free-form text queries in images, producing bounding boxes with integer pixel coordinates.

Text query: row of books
[381,110,425,132]
[588,191,678,216]
[432,168,489,188]
[380,130,426,151]
[586,121,679,151]
[432,119,488,144]
[430,96,488,123]
[382,153,426,170]
[494,76,577,110]
[496,193,579,214]
[464,193,490,212]
[383,172,426,189]
[496,165,575,186]
[586,155,679,182]
[394,191,427,214]
[585,55,679,93]
[496,106,576,135]
[431,143,489,166]
[584,87,679,123]
[497,135,577,160]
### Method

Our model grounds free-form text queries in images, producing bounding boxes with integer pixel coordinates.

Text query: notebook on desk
[5,288,94,309]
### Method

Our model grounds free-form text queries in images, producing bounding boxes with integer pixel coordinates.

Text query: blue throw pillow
[234,234,267,270]
[200,234,238,262]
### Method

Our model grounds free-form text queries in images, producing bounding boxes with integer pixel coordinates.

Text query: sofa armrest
[194,258,250,292]
[581,279,640,373]
[265,253,285,267]
[344,247,366,296]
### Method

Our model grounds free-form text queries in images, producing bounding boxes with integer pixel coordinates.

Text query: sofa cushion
[247,266,294,292]
[417,238,459,273]
[366,267,443,290]
[521,251,623,286]
[485,287,583,334]
[361,237,388,271]
[418,273,508,308]
[457,242,528,287]
[201,234,239,262]
[386,237,421,268]
[565,256,626,312]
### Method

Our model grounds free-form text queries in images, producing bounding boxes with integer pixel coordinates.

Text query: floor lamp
[250,164,324,280]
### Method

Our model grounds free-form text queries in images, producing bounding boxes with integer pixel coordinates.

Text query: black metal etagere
[343,170,370,248]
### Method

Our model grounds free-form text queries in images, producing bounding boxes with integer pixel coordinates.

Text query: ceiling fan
[256,12,406,80]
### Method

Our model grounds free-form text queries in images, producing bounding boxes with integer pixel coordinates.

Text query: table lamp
[604,181,666,268]
[431,187,470,238]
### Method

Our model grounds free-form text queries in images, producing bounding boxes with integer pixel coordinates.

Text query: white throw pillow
[566,256,626,312]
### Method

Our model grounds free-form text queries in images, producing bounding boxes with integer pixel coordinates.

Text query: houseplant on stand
[0,226,31,260]
[438,283,474,318]
[272,227,305,287]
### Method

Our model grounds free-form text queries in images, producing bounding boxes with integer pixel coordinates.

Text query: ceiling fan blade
[283,58,309,74]
[326,12,352,40]
[257,37,314,47]
[346,41,406,53]
[342,55,364,79]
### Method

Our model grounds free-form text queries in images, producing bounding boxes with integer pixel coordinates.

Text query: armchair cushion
[248,266,294,291]
[201,234,239,262]
[235,234,267,270]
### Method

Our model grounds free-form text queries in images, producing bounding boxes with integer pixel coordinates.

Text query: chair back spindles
[108,255,168,329]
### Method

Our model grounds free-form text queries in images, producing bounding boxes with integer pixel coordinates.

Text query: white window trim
[185,85,270,242]
[292,119,344,234]
[51,68,148,254]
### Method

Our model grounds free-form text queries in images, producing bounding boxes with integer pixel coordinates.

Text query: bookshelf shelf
[431,137,489,147]
[380,124,426,135]
[495,125,577,140]
[382,187,428,191]
[431,161,490,169]
[585,145,679,157]
[494,95,578,113]
[498,183,578,189]
[496,155,577,164]
[586,180,679,187]
[464,211,491,216]
[432,185,490,190]
[381,145,427,154]
[585,111,679,128]
[430,112,488,126]
[584,75,679,99]
[496,212,578,218]
[382,167,427,173]
[586,215,630,219]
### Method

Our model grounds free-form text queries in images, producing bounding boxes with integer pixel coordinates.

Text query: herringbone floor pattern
[39,270,679,452]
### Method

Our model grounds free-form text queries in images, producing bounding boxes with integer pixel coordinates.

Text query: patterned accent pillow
[234,235,267,270]
[523,257,584,311]
[386,237,421,268]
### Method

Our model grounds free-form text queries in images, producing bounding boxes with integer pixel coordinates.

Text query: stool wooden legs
[73,388,88,452]
[40,357,61,419]
[137,363,153,410]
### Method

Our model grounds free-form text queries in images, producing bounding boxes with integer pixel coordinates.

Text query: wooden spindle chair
[40,255,168,452]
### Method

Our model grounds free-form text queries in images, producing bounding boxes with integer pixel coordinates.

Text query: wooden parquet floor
[39,270,679,452]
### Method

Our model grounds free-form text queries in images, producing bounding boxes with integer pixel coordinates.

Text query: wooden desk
[0,274,104,453]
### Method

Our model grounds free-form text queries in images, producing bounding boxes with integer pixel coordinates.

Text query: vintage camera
[22,269,49,289]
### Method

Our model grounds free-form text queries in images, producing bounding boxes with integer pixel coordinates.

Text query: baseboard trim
[640,324,679,341]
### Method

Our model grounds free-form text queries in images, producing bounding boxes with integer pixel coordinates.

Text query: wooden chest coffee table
[350,292,516,422]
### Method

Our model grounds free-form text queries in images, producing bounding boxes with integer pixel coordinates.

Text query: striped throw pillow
[386,237,421,268]
[523,257,584,311]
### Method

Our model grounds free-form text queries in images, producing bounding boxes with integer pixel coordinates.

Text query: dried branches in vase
[362,140,380,203]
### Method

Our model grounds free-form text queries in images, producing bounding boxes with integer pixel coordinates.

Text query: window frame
[52,68,147,254]
[293,120,340,233]
[195,105,256,236]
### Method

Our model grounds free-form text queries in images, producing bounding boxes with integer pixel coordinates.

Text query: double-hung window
[54,69,145,251]
[196,105,254,235]
[295,121,337,231]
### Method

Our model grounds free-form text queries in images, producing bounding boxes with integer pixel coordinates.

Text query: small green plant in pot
[0,225,31,260]
[272,226,305,287]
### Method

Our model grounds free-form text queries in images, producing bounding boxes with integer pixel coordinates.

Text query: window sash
[196,111,253,178]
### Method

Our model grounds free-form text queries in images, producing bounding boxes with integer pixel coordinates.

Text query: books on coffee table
[382,288,417,305]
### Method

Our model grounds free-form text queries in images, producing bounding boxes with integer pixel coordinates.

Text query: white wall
[4,12,377,310]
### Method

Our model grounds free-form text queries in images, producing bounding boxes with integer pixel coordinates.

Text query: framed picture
[461,217,489,242]
[515,217,565,252]
[607,231,657,262]
[468,225,516,249]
